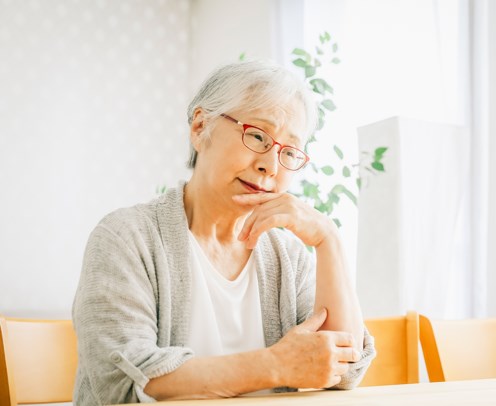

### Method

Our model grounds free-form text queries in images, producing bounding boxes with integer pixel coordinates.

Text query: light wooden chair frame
[419,314,496,382]
[361,311,420,386]
[0,316,78,405]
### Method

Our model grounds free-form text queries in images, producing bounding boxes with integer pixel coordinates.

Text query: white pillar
[356,117,468,318]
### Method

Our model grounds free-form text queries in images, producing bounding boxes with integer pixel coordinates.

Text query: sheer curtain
[469,0,495,317]
[276,0,494,318]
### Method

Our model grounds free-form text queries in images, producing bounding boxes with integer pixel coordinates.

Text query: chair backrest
[419,314,496,382]
[0,317,78,405]
[360,311,419,386]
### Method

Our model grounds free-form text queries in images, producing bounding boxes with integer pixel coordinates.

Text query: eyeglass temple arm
[220,114,243,126]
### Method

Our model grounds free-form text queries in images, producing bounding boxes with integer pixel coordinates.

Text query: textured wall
[0,0,191,317]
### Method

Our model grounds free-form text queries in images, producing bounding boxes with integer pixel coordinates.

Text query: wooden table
[120,379,496,405]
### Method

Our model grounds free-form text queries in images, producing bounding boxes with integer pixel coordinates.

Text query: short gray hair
[186,60,317,168]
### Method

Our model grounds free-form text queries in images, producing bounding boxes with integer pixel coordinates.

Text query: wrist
[315,231,341,251]
[313,215,340,248]
[264,345,283,388]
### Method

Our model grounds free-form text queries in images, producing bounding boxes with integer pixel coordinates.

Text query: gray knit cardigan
[72,181,376,405]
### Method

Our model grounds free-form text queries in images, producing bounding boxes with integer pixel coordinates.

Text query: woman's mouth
[238,178,269,193]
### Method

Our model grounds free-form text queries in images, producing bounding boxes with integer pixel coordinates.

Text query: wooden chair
[419,314,496,382]
[360,311,419,386]
[0,317,78,405]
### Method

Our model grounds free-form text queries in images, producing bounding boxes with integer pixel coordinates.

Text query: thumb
[299,308,327,332]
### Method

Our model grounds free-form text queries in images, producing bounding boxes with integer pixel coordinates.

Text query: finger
[245,214,289,248]
[332,331,356,348]
[335,346,361,363]
[232,192,282,206]
[238,210,259,241]
[239,203,288,241]
[298,308,327,332]
[324,375,342,389]
[333,361,351,376]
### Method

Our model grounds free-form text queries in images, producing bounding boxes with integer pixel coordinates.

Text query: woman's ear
[190,108,206,152]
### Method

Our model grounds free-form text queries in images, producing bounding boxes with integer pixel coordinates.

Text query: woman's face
[190,104,307,210]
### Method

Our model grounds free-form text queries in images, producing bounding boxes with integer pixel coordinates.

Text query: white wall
[188,0,277,93]
[0,0,192,318]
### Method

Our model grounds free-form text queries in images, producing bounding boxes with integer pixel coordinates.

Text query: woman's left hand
[232,192,336,249]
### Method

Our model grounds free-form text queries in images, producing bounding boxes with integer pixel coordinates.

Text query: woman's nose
[256,145,280,176]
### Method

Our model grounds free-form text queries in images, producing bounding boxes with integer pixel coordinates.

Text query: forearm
[314,235,364,351]
[144,348,278,400]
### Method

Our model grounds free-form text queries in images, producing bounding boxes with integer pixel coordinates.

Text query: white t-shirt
[186,230,266,357]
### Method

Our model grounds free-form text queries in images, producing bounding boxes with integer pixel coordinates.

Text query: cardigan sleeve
[333,327,376,389]
[72,219,194,405]
[294,242,376,390]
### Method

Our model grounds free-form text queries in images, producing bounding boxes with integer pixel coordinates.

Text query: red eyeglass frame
[220,113,310,171]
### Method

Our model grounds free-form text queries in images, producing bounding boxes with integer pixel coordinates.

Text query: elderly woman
[72,60,375,405]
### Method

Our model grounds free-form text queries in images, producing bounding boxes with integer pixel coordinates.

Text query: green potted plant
[290,32,387,228]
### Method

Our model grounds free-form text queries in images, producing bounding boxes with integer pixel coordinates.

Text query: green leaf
[307,133,317,144]
[356,178,362,189]
[315,201,331,215]
[342,166,351,177]
[156,184,167,195]
[310,162,319,173]
[310,78,325,95]
[320,31,331,43]
[328,192,340,204]
[333,145,344,160]
[292,58,307,68]
[332,218,342,228]
[239,52,246,61]
[317,118,324,131]
[331,184,345,195]
[324,82,334,94]
[372,161,385,171]
[292,48,306,55]
[305,65,316,78]
[322,99,336,111]
[292,48,311,61]
[316,46,324,55]
[342,186,358,205]
[331,57,341,64]
[317,107,325,131]
[332,43,338,52]
[302,180,320,200]
[374,147,388,160]
[310,78,333,95]
[321,165,334,176]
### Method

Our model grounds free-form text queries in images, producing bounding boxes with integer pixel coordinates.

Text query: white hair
[186,59,318,168]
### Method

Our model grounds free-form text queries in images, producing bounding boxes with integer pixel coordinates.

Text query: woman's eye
[248,132,265,142]
[282,149,296,158]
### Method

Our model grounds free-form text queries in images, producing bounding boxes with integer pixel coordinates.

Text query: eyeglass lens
[243,127,306,170]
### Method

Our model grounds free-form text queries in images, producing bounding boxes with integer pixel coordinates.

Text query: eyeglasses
[220,114,310,171]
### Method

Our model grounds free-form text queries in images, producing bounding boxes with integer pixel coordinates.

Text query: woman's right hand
[268,308,360,389]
